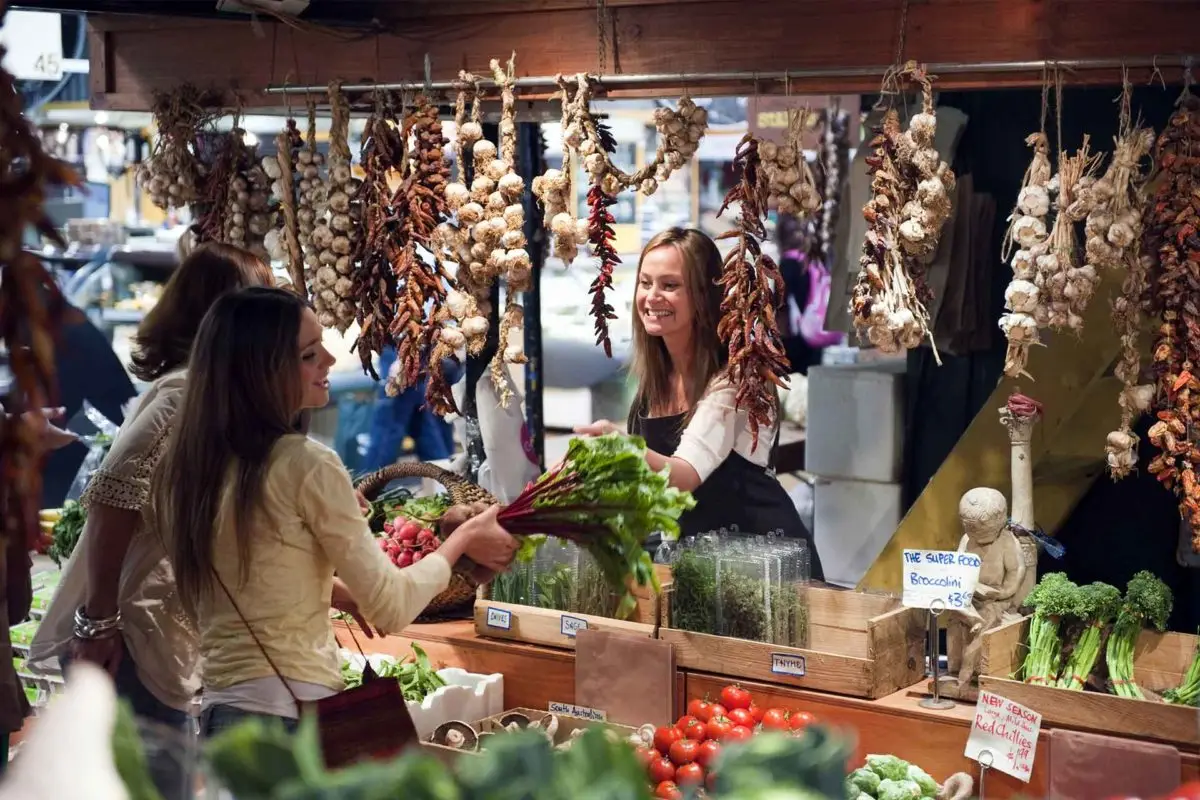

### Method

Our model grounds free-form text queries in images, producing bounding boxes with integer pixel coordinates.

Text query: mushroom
[431,720,479,752]
[499,712,531,729]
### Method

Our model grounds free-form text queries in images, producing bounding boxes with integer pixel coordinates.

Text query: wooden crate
[657,586,925,699]
[979,616,1200,748]
[472,564,669,650]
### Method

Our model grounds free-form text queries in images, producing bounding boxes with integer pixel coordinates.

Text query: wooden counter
[340,620,1200,798]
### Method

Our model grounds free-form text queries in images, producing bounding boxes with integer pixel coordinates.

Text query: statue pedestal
[926,675,977,703]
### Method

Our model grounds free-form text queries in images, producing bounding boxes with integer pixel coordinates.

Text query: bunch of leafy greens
[1105,570,1173,699]
[497,434,695,618]
[193,713,852,800]
[1055,581,1121,691]
[1163,634,1200,706]
[48,499,87,566]
[1019,572,1080,685]
[340,644,447,702]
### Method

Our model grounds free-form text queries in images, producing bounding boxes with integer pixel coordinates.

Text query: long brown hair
[628,228,726,425]
[155,287,308,617]
[130,242,273,382]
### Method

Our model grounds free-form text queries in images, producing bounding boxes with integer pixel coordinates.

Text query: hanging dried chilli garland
[585,119,622,359]
[714,134,791,450]
[264,117,307,298]
[296,100,329,298]
[313,82,360,332]
[0,43,81,549]
[1144,95,1200,547]
[353,95,407,380]
[530,75,591,265]
[137,84,214,210]
[1100,84,1157,480]
[851,64,955,358]
[999,133,1053,377]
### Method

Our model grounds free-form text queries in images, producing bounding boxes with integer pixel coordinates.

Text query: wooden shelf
[338,619,1200,798]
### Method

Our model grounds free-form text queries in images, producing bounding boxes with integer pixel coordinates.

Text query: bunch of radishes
[378,515,440,568]
[634,683,818,799]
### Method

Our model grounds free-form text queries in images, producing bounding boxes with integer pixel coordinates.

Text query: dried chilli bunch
[530,75,591,264]
[1143,95,1200,546]
[485,57,532,404]
[296,101,330,298]
[351,95,407,380]
[714,135,791,449]
[999,133,1054,378]
[263,117,307,297]
[136,85,213,210]
[1038,137,1103,334]
[0,43,81,548]
[1099,88,1157,479]
[312,81,360,332]
[758,109,820,217]
[851,64,955,357]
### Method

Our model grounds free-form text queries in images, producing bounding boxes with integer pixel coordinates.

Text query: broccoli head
[848,767,881,795]
[906,764,938,797]
[1122,570,1173,632]
[866,754,910,782]
[1025,572,1081,619]
[1075,582,1122,625]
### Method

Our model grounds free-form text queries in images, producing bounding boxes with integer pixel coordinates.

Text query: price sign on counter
[901,549,981,611]
[964,690,1041,782]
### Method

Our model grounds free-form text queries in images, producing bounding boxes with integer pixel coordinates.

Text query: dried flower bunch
[1101,85,1157,479]
[0,43,81,548]
[263,117,307,297]
[1143,95,1200,546]
[851,63,956,357]
[312,81,360,332]
[715,134,791,449]
[137,84,214,210]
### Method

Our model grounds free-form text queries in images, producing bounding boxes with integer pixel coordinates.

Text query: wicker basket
[355,461,497,621]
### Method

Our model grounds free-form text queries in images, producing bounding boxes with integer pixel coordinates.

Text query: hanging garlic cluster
[295,102,328,298]
[1040,138,1102,333]
[311,83,358,332]
[999,132,1053,378]
[137,86,211,210]
[531,77,590,264]
[894,110,955,259]
[221,130,273,259]
[641,97,707,195]
[758,133,820,217]
[262,119,306,294]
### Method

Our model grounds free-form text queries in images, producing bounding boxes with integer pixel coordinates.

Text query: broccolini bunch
[1056,581,1122,691]
[1104,570,1172,699]
[1020,572,1081,686]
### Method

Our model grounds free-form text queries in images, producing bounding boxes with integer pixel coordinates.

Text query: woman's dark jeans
[201,704,298,737]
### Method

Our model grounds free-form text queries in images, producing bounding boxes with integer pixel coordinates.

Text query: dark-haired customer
[29,242,274,795]
[154,287,518,734]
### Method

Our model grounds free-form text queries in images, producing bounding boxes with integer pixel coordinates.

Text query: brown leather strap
[210,568,302,709]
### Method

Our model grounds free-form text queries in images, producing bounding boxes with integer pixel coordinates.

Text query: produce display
[715,134,790,449]
[1143,95,1200,545]
[46,499,86,567]
[665,532,810,648]
[845,754,968,800]
[339,643,448,702]
[851,62,956,360]
[0,41,81,550]
[531,76,592,265]
[376,506,445,569]
[1017,570,1173,700]
[194,125,273,260]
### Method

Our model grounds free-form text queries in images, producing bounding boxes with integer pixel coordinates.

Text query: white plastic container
[340,651,504,739]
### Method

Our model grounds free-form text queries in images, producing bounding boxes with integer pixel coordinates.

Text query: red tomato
[728,724,753,742]
[668,738,699,766]
[705,716,733,741]
[648,756,676,784]
[655,781,682,800]
[681,719,707,741]
[687,698,712,721]
[675,763,705,786]
[653,725,683,755]
[726,707,754,728]
[708,703,728,720]
[696,738,722,768]
[748,702,764,723]
[787,711,816,732]
[634,745,656,767]
[720,684,752,710]
[706,771,718,792]
[760,708,789,731]
[675,714,699,731]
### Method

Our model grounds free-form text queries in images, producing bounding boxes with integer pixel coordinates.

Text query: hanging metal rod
[264,55,1197,95]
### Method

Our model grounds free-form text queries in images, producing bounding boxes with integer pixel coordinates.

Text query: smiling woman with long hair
[577,227,823,579]
[154,288,518,735]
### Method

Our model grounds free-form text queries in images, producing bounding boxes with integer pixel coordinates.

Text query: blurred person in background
[361,344,465,471]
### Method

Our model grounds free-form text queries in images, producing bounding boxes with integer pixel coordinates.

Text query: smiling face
[636,244,694,345]
[297,307,336,410]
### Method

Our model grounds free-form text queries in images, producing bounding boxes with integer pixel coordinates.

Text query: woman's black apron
[630,410,824,581]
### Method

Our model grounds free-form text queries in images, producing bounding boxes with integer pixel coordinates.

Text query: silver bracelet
[73,606,122,640]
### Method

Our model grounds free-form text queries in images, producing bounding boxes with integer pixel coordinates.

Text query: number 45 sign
[900,549,981,611]
[0,11,64,81]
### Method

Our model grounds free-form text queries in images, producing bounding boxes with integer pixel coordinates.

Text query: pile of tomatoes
[634,684,817,799]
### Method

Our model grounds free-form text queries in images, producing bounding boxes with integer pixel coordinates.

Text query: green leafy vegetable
[498,433,696,618]
[401,495,453,526]
[112,700,165,800]
[48,499,87,566]
[1105,570,1173,699]
[1163,633,1200,706]
[1019,572,1080,686]
[341,644,447,702]
[1056,581,1121,691]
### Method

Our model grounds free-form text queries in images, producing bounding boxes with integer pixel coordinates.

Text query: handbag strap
[210,568,303,710]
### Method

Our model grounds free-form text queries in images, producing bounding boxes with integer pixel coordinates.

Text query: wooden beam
[87,0,1200,111]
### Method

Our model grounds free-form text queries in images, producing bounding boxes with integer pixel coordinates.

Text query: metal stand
[920,603,956,710]
[976,749,993,799]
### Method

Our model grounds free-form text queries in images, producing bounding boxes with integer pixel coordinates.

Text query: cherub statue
[944,487,1027,693]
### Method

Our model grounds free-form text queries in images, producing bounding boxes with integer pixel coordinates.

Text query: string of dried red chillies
[715,134,791,449]
[1144,95,1200,548]
[352,97,406,380]
[587,120,621,358]
[0,40,82,549]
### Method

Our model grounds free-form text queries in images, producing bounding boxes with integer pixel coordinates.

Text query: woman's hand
[457,506,520,573]
[14,407,77,454]
[69,635,123,678]
[574,419,620,437]
[439,502,492,534]
[331,577,381,638]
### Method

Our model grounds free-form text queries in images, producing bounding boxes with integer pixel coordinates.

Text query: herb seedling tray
[978,616,1200,748]
[472,565,669,651]
[656,585,924,699]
